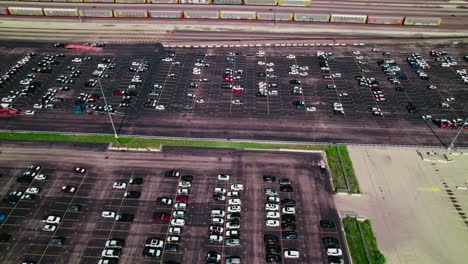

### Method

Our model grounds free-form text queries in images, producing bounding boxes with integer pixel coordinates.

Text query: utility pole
[447,117,468,151]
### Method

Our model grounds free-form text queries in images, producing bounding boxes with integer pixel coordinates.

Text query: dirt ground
[334,146,468,264]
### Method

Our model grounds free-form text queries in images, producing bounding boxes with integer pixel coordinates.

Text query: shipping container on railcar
[8,7,44,16]
[53,0,84,3]
[79,9,114,17]
[330,14,366,23]
[403,16,441,26]
[278,0,311,7]
[83,0,115,3]
[213,0,242,4]
[44,8,79,16]
[367,15,404,25]
[179,0,211,4]
[220,10,256,19]
[149,0,179,3]
[114,9,148,17]
[115,0,147,3]
[25,0,52,2]
[0,7,9,15]
[294,13,329,22]
[183,10,219,18]
[244,0,277,5]
[148,10,183,18]
[257,11,293,21]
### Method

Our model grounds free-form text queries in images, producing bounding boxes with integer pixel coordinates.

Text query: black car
[124,191,140,199]
[116,213,134,222]
[263,234,278,244]
[263,175,276,182]
[320,220,336,229]
[281,214,295,223]
[3,196,18,205]
[205,251,220,262]
[289,79,300,84]
[265,254,281,263]
[280,185,293,192]
[328,256,344,264]
[164,244,179,252]
[281,222,296,231]
[181,175,193,182]
[49,236,65,246]
[212,194,224,201]
[265,244,281,254]
[281,199,296,206]
[0,233,11,242]
[54,43,64,48]
[395,87,405,92]
[16,176,33,183]
[278,178,290,185]
[256,72,266,77]
[322,237,340,247]
[282,231,297,239]
[165,170,180,177]
[129,178,143,185]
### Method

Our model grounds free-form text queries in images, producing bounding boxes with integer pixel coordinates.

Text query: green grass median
[342,217,386,264]
[325,145,360,193]
[0,131,328,151]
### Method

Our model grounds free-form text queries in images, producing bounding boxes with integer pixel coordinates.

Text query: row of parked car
[263,176,298,263]
[206,174,243,263]
[1,53,39,114]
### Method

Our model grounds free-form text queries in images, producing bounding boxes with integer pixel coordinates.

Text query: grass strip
[342,217,369,264]
[325,145,360,193]
[0,131,328,151]
[360,219,386,264]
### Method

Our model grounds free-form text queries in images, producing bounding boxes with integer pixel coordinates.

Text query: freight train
[0,6,442,26]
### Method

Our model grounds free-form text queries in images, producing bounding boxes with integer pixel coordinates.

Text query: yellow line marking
[417,187,441,192]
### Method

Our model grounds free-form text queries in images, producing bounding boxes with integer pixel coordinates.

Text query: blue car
[0,214,6,222]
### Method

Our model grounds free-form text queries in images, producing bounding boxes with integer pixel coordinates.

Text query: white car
[230,184,243,191]
[327,248,343,256]
[214,187,226,194]
[169,226,182,234]
[113,182,127,189]
[72,58,82,63]
[267,196,279,203]
[228,198,241,205]
[42,215,61,224]
[306,107,316,112]
[174,202,187,210]
[282,207,296,214]
[145,238,164,248]
[218,174,230,181]
[155,105,165,111]
[178,181,191,188]
[170,219,185,226]
[267,62,275,66]
[102,211,116,218]
[353,51,361,55]
[172,210,185,219]
[196,99,205,104]
[34,174,47,180]
[33,104,43,109]
[26,187,40,194]
[101,249,121,259]
[284,249,300,259]
[213,217,224,225]
[177,188,189,195]
[266,212,280,219]
[266,219,279,227]
[227,206,241,213]
[286,54,296,59]
[258,61,266,65]
[24,110,35,115]
[166,235,180,243]
[42,224,57,232]
[300,72,309,76]
[265,204,279,211]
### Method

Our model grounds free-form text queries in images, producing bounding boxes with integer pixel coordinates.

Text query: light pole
[447,117,468,151]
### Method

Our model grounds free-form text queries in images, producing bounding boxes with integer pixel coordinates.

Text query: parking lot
[0,141,345,264]
[0,41,467,146]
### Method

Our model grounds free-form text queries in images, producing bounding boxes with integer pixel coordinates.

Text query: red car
[152,212,170,222]
[61,185,76,193]
[113,90,125,95]
[232,89,242,95]
[225,77,233,82]
[175,195,189,203]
